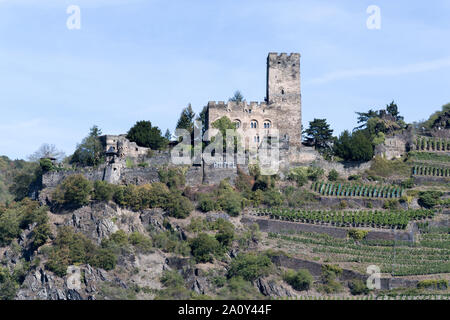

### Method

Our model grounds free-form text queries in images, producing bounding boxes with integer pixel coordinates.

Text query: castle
[205,52,302,151]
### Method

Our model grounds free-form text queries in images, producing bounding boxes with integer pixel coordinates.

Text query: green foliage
[152,229,190,256]
[0,156,40,202]
[287,167,308,186]
[283,187,318,207]
[383,199,399,210]
[417,279,448,290]
[319,264,343,293]
[126,120,168,150]
[93,180,114,202]
[227,253,273,281]
[189,233,221,263]
[229,90,244,103]
[303,118,334,152]
[347,229,368,241]
[283,269,313,291]
[333,130,374,162]
[158,166,186,189]
[366,156,410,178]
[418,191,443,209]
[39,158,55,172]
[70,125,105,167]
[348,279,369,295]
[0,199,50,249]
[52,174,93,208]
[0,267,19,300]
[217,276,265,300]
[45,226,117,277]
[328,169,339,182]
[128,232,153,253]
[164,192,193,218]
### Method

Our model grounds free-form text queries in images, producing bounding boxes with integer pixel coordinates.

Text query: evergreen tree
[126,121,167,150]
[175,104,195,135]
[70,125,105,167]
[229,91,244,103]
[303,119,334,151]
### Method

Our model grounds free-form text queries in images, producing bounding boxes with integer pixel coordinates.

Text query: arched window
[263,120,271,129]
[250,120,258,129]
[254,135,260,143]
[233,119,241,129]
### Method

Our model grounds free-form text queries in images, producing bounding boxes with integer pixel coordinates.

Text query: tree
[52,174,93,208]
[355,109,379,130]
[189,233,220,263]
[303,119,334,151]
[229,91,244,103]
[227,253,273,281]
[70,125,105,167]
[175,104,196,136]
[333,130,374,162]
[164,129,172,141]
[283,269,313,291]
[386,101,403,121]
[28,144,66,163]
[126,121,168,150]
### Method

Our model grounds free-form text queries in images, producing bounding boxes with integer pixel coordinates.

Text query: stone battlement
[207,100,268,110]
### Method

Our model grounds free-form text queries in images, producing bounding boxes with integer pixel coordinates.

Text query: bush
[328,169,339,181]
[307,167,324,181]
[215,221,235,248]
[262,190,283,207]
[401,178,414,189]
[227,253,273,281]
[216,190,242,217]
[348,229,368,241]
[348,279,369,295]
[383,199,399,210]
[39,158,54,172]
[189,233,221,263]
[93,180,114,202]
[164,192,193,218]
[158,167,186,189]
[197,194,216,212]
[45,226,117,276]
[53,174,92,208]
[128,232,153,253]
[319,264,343,293]
[0,267,18,300]
[333,130,374,162]
[417,279,448,290]
[418,191,443,208]
[283,269,313,291]
[287,167,308,186]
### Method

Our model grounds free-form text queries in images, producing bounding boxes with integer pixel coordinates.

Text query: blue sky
[0,0,449,160]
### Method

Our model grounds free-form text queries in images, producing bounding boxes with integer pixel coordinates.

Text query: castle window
[254,136,260,143]
[250,120,258,129]
[248,109,252,113]
[233,119,241,129]
[281,89,285,95]
[263,120,271,129]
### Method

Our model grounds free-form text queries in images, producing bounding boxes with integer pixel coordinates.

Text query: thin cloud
[306,57,450,85]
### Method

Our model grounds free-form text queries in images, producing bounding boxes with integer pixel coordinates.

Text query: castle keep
[206,53,302,150]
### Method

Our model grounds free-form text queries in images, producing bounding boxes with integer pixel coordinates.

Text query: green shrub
[418,191,443,208]
[215,221,234,248]
[287,167,308,186]
[417,279,448,290]
[0,267,19,300]
[93,180,114,202]
[39,158,54,172]
[164,192,193,219]
[128,232,153,253]
[45,226,117,276]
[158,167,186,189]
[52,174,92,208]
[197,194,216,212]
[262,190,283,207]
[283,269,313,291]
[189,233,221,263]
[348,229,368,241]
[227,253,273,281]
[383,199,399,210]
[307,167,324,181]
[348,279,369,295]
[328,169,339,181]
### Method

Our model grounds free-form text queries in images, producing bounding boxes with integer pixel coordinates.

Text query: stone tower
[205,52,302,151]
[266,52,302,148]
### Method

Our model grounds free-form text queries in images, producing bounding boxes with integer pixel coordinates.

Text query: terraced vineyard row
[412,165,450,177]
[415,137,450,152]
[311,181,404,198]
[255,208,434,229]
[267,231,450,276]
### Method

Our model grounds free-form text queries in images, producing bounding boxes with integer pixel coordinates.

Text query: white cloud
[306,57,450,85]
